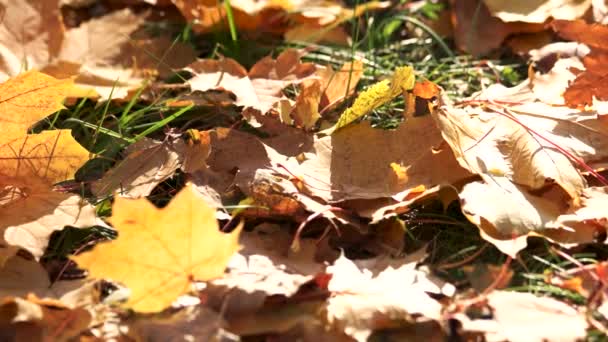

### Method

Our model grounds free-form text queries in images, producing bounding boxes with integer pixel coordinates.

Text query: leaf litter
[4,0,608,340]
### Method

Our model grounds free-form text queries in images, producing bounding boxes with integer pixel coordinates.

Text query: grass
[39,1,608,338]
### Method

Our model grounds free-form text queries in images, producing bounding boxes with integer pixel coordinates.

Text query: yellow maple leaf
[330,66,415,133]
[72,183,242,313]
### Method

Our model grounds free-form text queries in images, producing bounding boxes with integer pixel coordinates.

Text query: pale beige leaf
[0,190,97,262]
[0,0,63,81]
[326,253,453,342]
[458,291,588,342]
[483,0,592,23]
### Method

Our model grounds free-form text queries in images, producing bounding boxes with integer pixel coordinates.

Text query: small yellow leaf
[72,183,242,313]
[331,66,415,133]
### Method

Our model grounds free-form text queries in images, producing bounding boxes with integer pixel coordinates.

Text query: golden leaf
[72,183,242,313]
[331,66,415,133]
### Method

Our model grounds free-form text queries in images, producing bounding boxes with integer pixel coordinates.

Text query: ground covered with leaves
[3,0,608,341]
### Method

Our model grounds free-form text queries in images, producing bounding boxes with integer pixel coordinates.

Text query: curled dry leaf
[72,183,242,313]
[434,57,608,256]
[329,66,415,133]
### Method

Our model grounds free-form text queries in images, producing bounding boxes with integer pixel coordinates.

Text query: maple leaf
[0,0,63,82]
[72,183,242,313]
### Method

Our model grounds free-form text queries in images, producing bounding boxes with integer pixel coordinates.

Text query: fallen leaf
[0,188,96,263]
[0,295,91,341]
[128,305,234,342]
[0,0,63,82]
[0,255,88,303]
[295,118,471,202]
[483,0,591,23]
[450,0,545,56]
[551,20,608,108]
[317,60,364,112]
[187,50,318,115]
[326,253,454,341]
[206,223,324,315]
[330,66,415,133]
[72,183,242,312]
[0,71,91,264]
[456,291,588,342]
[291,79,322,130]
[435,61,608,255]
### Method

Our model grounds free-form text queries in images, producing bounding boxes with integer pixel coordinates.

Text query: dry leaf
[0,256,88,303]
[551,20,608,108]
[72,183,242,312]
[435,58,608,255]
[317,60,364,111]
[128,305,233,342]
[206,223,324,315]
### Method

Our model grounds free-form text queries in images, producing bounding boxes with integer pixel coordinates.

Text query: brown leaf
[293,118,471,202]
[552,19,608,51]
[187,50,318,115]
[451,0,545,56]
[0,256,87,302]
[0,295,91,341]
